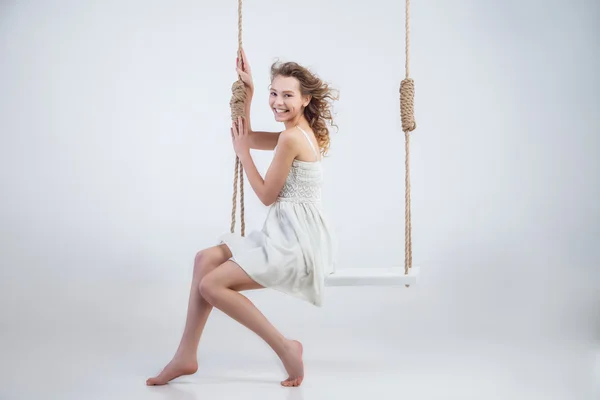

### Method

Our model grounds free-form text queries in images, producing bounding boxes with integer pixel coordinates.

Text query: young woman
[147,50,338,387]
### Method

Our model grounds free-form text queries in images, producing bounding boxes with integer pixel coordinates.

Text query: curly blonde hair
[270,61,339,156]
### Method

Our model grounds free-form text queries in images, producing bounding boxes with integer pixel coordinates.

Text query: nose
[271,95,284,107]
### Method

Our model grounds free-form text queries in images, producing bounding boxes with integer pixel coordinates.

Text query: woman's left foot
[145,354,198,386]
[280,340,304,387]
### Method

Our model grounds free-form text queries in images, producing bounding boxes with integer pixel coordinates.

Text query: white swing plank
[325,266,420,286]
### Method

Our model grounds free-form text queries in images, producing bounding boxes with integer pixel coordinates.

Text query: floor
[0,280,597,400]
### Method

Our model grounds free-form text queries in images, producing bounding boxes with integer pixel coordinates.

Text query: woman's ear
[304,95,312,107]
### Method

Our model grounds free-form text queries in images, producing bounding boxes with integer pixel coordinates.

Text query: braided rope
[400,0,416,281]
[229,0,246,236]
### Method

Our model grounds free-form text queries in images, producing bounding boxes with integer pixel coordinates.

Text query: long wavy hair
[270,61,339,156]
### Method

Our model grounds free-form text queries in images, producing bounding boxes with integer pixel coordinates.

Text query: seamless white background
[1,1,598,399]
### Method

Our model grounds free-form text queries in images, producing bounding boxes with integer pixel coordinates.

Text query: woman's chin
[274,113,290,121]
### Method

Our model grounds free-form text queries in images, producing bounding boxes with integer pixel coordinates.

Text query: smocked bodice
[276,160,323,204]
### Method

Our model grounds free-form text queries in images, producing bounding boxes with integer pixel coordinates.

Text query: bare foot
[280,340,304,387]
[146,354,198,386]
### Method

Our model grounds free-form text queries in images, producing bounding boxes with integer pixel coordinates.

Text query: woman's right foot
[280,340,304,387]
[146,355,198,386]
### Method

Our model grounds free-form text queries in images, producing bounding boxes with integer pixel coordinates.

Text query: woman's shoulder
[277,128,301,146]
[279,126,315,142]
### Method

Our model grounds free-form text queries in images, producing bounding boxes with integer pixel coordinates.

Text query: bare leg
[200,261,305,387]
[146,244,232,386]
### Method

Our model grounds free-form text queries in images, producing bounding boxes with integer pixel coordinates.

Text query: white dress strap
[296,125,319,161]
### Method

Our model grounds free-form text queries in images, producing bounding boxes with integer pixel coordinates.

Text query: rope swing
[229,0,246,237]
[400,0,417,286]
[227,0,417,284]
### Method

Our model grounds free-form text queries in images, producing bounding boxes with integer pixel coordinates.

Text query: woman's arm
[238,132,297,206]
[249,130,281,150]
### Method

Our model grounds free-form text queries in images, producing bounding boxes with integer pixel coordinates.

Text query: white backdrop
[1,1,598,399]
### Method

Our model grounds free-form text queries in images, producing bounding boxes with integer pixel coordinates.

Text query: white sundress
[218,126,335,307]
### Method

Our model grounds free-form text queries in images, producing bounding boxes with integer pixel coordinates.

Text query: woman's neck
[284,115,309,131]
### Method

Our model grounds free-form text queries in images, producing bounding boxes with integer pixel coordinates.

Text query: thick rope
[229,0,246,236]
[400,0,416,280]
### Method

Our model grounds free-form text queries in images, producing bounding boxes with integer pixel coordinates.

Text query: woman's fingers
[241,49,250,71]
[241,51,248,72]
[237,116,244,134]
[236,49,251,73]
[236,69,253,88]
[232,118,245,138]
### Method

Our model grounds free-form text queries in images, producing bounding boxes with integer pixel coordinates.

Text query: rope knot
[230,79,247,120]
[400,78,416,132]
[230,72,247,236]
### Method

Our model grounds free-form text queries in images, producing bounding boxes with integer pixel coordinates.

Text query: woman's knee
[193,251,209,278]
[193,246,228,277]
[198,274,218,304]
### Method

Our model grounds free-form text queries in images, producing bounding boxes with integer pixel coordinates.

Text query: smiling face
[269,75,310,123]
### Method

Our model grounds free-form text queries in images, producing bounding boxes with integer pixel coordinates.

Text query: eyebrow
[269,88,295,94]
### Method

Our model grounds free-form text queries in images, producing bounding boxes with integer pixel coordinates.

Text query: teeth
[275,109,288,113]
